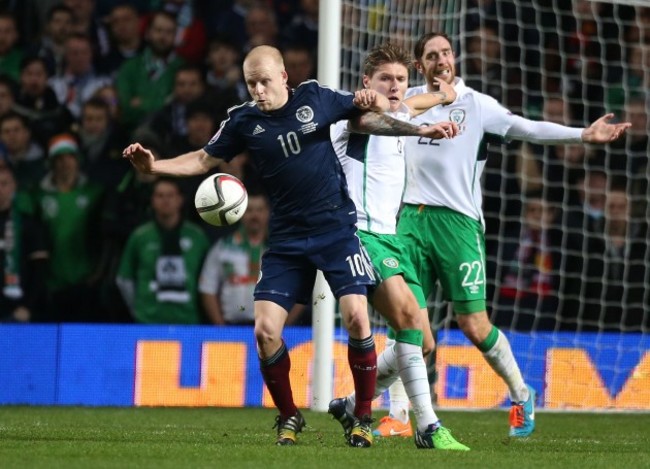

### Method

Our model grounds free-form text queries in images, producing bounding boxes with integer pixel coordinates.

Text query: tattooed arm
[349,112,459,139]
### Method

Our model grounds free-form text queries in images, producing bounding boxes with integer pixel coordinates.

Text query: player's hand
[353,89,378,109]
[581,114,631,143]
[122,142,156,174]
[434,78,457,105]
[418,121,459,139]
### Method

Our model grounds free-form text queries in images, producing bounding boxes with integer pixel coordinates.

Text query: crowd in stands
[0,0,647,332]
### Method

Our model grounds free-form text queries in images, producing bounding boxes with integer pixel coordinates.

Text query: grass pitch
[0,407,648,469]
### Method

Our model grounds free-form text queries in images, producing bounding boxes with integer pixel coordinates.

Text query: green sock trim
[477,326,499,352]
[395,329,423,347]
[387,326,396,340]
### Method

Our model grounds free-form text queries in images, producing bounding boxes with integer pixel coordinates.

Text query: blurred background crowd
[0,0,647,333]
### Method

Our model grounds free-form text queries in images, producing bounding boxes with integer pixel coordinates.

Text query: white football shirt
[403,78,518,227]
[331,103,411,234]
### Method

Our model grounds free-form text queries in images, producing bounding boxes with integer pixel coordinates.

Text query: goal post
[310,0,341,412]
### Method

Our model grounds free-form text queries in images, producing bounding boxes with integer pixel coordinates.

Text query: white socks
[346,336,438,432]
[387,378,409,424]
[482,329,529,403]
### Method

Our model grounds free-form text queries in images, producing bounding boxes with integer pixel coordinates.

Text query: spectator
[624,96,650,218]
[560,0,621,123]
[0,75,16,117]
[115,10,184,132]
[0,0,48,45]
[48,34,112,119]
[152,0,207,64]
[244,3,279,52]
[77,97,130,189]
[98,162,159,323]
[606,43,650,114]
[518,96,585,206]
[608,95,649,219]
[27,4,74,76]
[133,64,206,152]
[204,34,247,102]
[199,192,269,325]
[100,4,143,77]
[630,6,650,44]
[621,94,648,165]
[62,0,111,60]
[281,0,318,54]
[92,83,121,120]
[282,45,314,89]
[116,177,209,324]
[169,101,216,218]
[568,169,608,236]
[29,133,104,322]
[0,12,24,83]
[0,111,46,189]
[13,56,74,145]
[565,185,649,332]
[0,165,49,323]
[463,22,523,112]
[492,191,562,331]
[212,0,257,49]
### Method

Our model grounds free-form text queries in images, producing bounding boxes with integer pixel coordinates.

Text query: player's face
[243,58,289,112]
[416,35,456,87]
[363,63,409,113]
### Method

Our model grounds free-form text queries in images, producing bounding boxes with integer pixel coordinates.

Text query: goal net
[331,0,650,411]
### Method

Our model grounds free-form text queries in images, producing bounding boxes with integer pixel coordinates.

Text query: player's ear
[362,74,370,89]
[414,61,423,74]
[281,70,288,85]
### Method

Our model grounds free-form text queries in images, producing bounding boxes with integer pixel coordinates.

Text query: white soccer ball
[194,173,248,226]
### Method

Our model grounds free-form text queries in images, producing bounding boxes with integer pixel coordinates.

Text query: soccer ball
[194,173,248,226]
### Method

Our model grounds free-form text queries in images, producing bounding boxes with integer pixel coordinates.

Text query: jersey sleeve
[314,82,364,124]
[475,92,518,137]
[203,108,247,162]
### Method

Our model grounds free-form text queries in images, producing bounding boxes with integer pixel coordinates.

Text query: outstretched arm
[506,113,631,145]
[122,143,223,176]
[581,113,631,143]
[405,78,457,117]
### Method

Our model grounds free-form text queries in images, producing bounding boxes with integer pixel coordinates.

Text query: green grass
[0,407,649,469]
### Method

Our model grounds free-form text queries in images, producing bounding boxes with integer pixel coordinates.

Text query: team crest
[449,109,466,125]
[296,106,314,123]
[383,258,399,269]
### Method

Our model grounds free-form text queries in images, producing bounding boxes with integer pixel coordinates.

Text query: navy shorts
[254,225,375,312]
